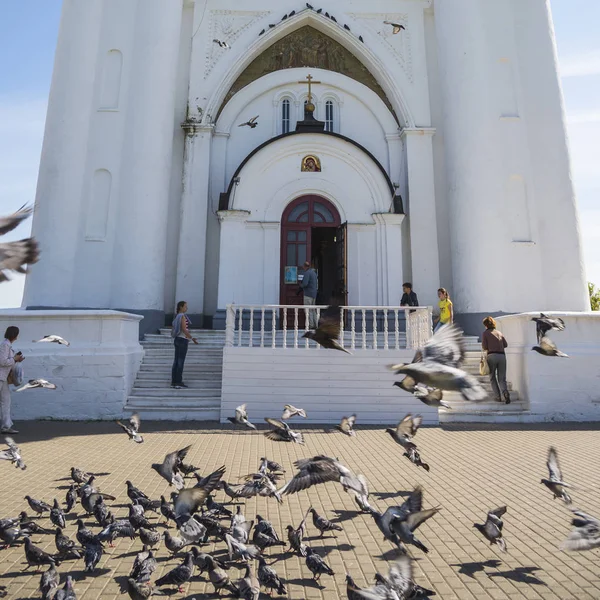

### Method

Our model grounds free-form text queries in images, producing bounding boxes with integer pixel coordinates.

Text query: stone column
[373,213,406,305]
[175,121,213,321]
[24,0,104,307]
[402,128,440,307]
[110,0,183,321]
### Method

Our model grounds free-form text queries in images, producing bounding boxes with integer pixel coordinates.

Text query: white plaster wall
[497,313,600,422]
[0,311,143,420]
[221,347,439,424]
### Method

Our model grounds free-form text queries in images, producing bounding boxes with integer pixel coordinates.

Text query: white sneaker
[1,427,19,434]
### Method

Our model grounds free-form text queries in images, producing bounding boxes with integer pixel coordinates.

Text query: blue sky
[0,0,599,307]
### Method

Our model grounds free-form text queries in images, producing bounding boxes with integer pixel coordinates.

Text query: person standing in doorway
[400,282,419,307]
[482,316,510,404]
[0,326,24,434]
[433,288,453,332]
[300,261,319,330]
[171,301,198,389]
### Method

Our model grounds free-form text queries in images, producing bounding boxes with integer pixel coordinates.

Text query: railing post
[350,309,356,351]
[237,307,243,347]
[248,308,254,348]
[225,304,235,347]
[406,307,412,349]
[282,308,287,349]
[394,309,400,350]
[361,308,367,349]
[339,307,345,349]
[372,308,378,350]
[271,308,276,348]
[260,308,265,348]
[293,307,299,349]
[383,308,389,350]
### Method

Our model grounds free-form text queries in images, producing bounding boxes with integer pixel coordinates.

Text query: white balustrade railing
[224,304,433,350]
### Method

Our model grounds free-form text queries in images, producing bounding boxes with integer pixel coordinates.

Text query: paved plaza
[1,420,600,599]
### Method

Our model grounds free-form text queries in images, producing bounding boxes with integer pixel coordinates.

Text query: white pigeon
[0,437,26,470]
[16,379,57,392]
[228,404,256,430]
[33,335,70,346]
[281,404,307,420]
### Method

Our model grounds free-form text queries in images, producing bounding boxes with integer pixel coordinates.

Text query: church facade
[24,0,589,335]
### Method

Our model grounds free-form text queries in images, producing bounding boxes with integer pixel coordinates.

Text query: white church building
[6,0,600,425]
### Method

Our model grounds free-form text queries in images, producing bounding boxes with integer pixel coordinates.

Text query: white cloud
[560,50,600,77]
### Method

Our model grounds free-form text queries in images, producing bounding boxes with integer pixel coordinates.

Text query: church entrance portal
[280,196,347,320]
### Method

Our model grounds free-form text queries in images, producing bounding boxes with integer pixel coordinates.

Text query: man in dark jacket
[400,282,419,307]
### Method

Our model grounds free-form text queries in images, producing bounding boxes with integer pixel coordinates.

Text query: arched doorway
[280,195,346,309]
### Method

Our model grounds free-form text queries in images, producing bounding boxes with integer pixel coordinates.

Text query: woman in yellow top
[434,287,453,333]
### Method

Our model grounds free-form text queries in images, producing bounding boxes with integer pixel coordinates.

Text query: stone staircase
[125,329,526,422]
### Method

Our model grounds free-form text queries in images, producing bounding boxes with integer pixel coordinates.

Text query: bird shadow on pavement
[286,576,326,590]
[113,575,128,593]
[69,567,112,579]
[0,569,36,579]
[375,547,406,561]
[450,559,502,579]
[317,543,355,557]
[332,509,360,523]
[488,566,547,586]
[372,490,412,501]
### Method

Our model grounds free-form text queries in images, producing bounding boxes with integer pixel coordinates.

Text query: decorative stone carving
[205,10,271,78]
[347,13,413,82]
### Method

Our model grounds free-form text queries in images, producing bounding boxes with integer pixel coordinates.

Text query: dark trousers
[171,337,189,385]
[487,353,508,399]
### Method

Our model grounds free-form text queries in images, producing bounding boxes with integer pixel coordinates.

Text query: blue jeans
[171,338,189,385]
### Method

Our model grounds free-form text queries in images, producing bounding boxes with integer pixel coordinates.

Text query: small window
[287,201,309,222]
[325,100,334,132]
[282,99,291,134]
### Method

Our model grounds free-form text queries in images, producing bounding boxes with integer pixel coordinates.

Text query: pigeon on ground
[75,519,96,546]
[0,205,39,282]
[160,496,177,524]
[139,527,161,548]
[205,554,236,595]
[213,38,231,49]
[306,547,335,581]
[173,466,226,525]
[302,305,352,353]
[0,436,26,469]
[116,413,143,443]
[64,485,77,513]
[227,403,256,429]
[336,414,357,436]
[344,473,373,512]
[278,455,365,496]
[231,505,246,527]
[151,445,192,489]
[369,486,440,553]
[163,530,188,554]
[231,519,253,544]
[264,418,305,444]
[131,548,157,584]
[206,493,232,517]
[70,467,93,485]
[24,538,60,570]
[235,563,260,600]
[50,499,66,529]
[84,539,103,572]
[532,313,565,344]
[257,556,287,596]
[0,523,29,548]
[128,504,154,531]
[92,497,112,527]
[286,509,310,557]
[384,20,406,34]
[178,516,208,545]
[216,479,244,500]
[125,578,157,600]
[541,446,572,504]
[239,115,259,128]
[253,515,284,550]
[19,512,52,534]
[474,506,507,552]
[25,495,51,515]
[16,379,57,392]
[532,336,568,358]
[390,325,487,402]
[39,563,59,598]
[54,528,82,558]
[190,548,226,575]
[225,533,262,561]
[310,507,343,537]
[156,551,194,594]
[81,487,115,515]
[281,404,307,420]
[33,334,70,346]
[133,496,160,514]
[97,519,135,546]
[259,457,285,473]
[560,510,600,551]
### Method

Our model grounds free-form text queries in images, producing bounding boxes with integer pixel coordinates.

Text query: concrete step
[130,387,221,397]
[123,403,220,421]
[133,379,222,388]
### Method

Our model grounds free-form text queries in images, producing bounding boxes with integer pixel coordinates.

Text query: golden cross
[299,73,321,104]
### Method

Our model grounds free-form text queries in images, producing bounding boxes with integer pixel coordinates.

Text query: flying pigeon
[336,414,357,436]
[532,313,565,344]
[259,457,285,473]
[385,415,429,471]
[532,335,568,357]
[227,403,256,429]
[541,446,572,504]
[0,205,39,283]
[16,379,57,392]
[384,20,406,34]
[0,204,33,235]
[257,555,287,596]
[344,473,372,512]
[33,334,70,346]
[0,436,25,469]
[116,413,143,443]
[264,418,305,444]
[213,38,230,49]
[151,445,192,489]
[172,465,226,524]
[310,507,343,537]
[281,404,307,420]
[238,115,259,128]
[390,325,487,402]
[560,509,600,551]
[414,383,451,409]
[302,305,352,353]
[474,506,507,552]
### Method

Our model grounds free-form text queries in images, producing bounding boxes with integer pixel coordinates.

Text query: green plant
[589,282,600,311]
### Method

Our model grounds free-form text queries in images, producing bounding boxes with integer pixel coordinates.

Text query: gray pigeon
[281,404,307,420]
[172,465,226,525]
[532,313,565,343]
[541,446,572,504]
[257,556,287,596]
[205,554,236,595]
[227,403,256,429]
[151,445,192,489]
[53,574,76,600]
[413,384,451,409]
[560,510,600,552]
[474,506,507,552]
[264,418,305,444]
[385,419,430,472]
[336,414,357,436]
[125,578,156,600]
[532,335,568,358]
[0,436,26,469]
[116,413,143,443]
[50,499,66,529]
[84,539,103,572]
[139,527,161,548]
[163,530,188,554]
[305,546,335,580]
[310,507,343,537]
[344,473,373,512]
[24,495,51,515]
[24,537,59,569]
[39,563,59,598]
[155,551,195,594]
[225,533,262,561]
[235,563,260,600]
[64,485,77,513]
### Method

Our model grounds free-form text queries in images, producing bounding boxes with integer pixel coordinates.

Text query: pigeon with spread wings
[264,418,304,444]
[336,414,357,437]
[116,413,143,443]
[383,20,406,34]
[33,334,70,346]
[239,115,259,128]
[560,510,600,552]
[302,305,352,354]
[228,404,256,429]
[172,465,226,525]
[151,445,192,489]
[281,404,307,420]
[0,437,25,470]
[16,379,57,392]
[532,313,565,344]
[541,446,572,504]
[474,506,508,552]
[532,335,568,358]
[0,205,39,283]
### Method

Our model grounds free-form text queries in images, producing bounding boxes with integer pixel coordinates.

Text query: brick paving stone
[0,421,600,599]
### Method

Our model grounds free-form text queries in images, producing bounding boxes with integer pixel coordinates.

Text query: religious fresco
[301,155,321,172]
[218,26,397,121]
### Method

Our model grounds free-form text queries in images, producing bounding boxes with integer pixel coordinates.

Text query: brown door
[335,222,348,307]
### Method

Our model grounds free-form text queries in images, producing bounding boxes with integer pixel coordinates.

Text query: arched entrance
[280,195,346,308]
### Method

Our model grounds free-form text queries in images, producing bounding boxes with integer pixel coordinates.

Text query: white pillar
[216,211,251,308]
[24,0,104,307]
[402,128,440,307]
[110,0,183,311]
[373,213,406,305]
[261,223,280,304]
[175,122,213,317]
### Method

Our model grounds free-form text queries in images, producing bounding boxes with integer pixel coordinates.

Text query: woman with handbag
[0,326,24,434]
[481,316,510,404]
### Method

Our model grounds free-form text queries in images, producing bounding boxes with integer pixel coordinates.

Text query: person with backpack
[171,301,197,389]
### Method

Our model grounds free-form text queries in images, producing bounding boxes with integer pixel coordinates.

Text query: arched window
[325,100,334,132]
[281,99,291,134]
